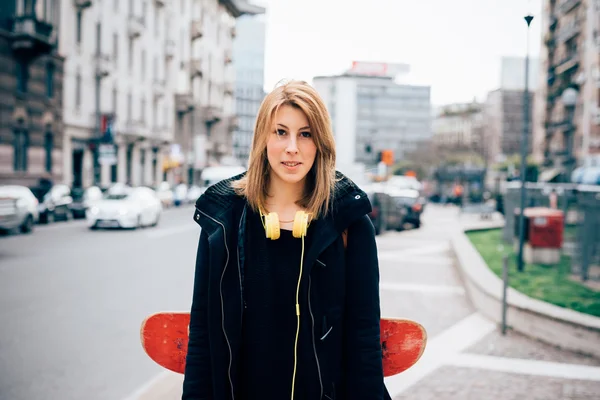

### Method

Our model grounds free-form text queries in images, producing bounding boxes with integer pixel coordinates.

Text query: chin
[273,167,309,185]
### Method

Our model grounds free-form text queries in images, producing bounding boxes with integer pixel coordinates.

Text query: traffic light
[381,149,394,166]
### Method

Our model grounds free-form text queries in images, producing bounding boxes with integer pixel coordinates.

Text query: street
[1,205,599,400]
[0,205,200,400]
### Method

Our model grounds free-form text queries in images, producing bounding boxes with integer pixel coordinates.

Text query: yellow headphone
[259,210,310,400]
[261,210,310,240]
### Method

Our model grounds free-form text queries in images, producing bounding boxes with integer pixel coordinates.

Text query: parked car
[87,186,162,229]
[155,181,174,208]
[364,183,407,234]
[0,185,39,234]
[37,184,73,224]
[173,183,189,207]
[69,186,103,219]
[186,185,203,203]
[388,188,425,229]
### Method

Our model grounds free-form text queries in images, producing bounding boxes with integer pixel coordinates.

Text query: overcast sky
[252,0,543,106]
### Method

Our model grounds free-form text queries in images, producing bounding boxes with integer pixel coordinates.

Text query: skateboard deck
[140,312,426,377]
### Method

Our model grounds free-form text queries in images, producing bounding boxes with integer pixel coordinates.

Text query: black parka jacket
[182,172,391,400]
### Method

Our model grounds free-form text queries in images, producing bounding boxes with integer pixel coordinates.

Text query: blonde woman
[183,80,389,400]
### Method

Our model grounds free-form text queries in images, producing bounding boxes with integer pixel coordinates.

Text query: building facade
[484,89,535,165]
[533,0,600,178]
[232,11,266,166]
[0,0,64,187]
[432,102,485,157]
[313,62,432,175]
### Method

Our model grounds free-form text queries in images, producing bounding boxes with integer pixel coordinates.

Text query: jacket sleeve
[343,215,386,399]
[182,230,213,399]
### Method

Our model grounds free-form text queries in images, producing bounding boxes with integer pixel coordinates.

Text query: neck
[267,175,306,211]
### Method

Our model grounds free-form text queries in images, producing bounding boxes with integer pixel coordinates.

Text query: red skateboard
[140,312,426,377]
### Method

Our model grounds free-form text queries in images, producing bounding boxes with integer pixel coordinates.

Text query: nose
[285,136,299,154]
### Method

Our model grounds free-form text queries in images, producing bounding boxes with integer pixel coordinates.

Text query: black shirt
[239,209,321,400]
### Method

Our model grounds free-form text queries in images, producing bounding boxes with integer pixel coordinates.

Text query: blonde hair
[232,80,336,219]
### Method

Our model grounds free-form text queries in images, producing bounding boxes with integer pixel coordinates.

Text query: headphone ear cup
[292,211,309,238]
[265,212,280,240]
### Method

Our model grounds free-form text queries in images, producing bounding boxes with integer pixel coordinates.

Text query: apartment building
[484,89,535,165]
[232,10,266,166]
[313,62,432,175]
[533,0,600,178]
[0,0,64,187]
[432,102,485,158]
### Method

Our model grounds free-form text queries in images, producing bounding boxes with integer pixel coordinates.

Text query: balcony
[224,82,234,96]
[190,59,203,78]
[191,20,203,41]
[555,53,579,75]
[557,19,580,42]
[593,108,600,125]
[175,93,194,114]
[153,80,165,99]
[549,15,558,31]
[74,0,93,8]
[224,51,233,65]
[128,16,144,39]
[227,115,239,132]
[95,53,112,78]
[165,39,175,59]
[154,0,166,7]
[201,106,222,123]
[544,32,556,48]
[558,0,581,15]
[10,15,54,59]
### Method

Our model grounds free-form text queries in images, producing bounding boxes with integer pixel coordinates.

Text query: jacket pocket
[324,382,336,400]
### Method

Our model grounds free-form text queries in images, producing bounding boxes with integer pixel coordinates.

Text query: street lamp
[516,14,534,273]
[561,87,578,181]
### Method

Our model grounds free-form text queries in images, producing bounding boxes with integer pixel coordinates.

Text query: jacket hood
[194,171,371,232]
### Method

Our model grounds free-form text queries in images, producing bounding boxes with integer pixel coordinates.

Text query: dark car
[36,184,73,224]
[365,184,407,234]
[388,188,425,229]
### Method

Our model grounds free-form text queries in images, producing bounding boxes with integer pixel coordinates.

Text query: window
[128,40,133,73]
[76,11,82,45]
[127,92,132,120]
[96,22,102,54]
[13,130,29,172]
[46,62,55,98]
[141,50,146,79]
[75,71,82,108]
[112,86,118,112]
[113,33,118,64]
[16,62,28,93]
[44,132,53,173]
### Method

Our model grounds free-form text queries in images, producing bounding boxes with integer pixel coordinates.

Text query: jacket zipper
[197,209,236,400]
[308,275,324,399]
[237,208,245,319]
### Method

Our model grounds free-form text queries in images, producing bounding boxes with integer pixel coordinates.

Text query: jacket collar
[194,171,371,235]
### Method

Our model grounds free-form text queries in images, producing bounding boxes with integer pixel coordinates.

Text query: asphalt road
[2,204,599,400]
[0,205,200,400]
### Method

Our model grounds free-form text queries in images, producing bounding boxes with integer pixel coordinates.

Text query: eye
[300,131,312,138]
[275,129,287,136]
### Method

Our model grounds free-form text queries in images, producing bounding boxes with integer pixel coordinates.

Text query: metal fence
[502,182,600,282]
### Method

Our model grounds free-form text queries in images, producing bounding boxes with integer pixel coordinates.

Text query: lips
[282,162,302,167]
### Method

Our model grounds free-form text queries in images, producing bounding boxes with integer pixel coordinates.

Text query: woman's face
[266,104,317,188]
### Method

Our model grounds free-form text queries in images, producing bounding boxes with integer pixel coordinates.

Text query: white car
[155,181,174,208]
[87,186,162,229]
[0,185,39,233]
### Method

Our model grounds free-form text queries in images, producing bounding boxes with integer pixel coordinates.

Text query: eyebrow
[277,123,310,130]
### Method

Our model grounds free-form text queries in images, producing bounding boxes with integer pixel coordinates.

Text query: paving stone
[393,366,600,400]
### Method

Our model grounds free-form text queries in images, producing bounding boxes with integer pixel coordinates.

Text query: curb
[451,225,600,359]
